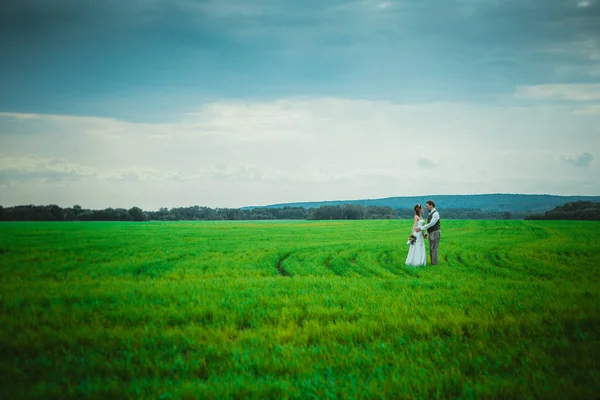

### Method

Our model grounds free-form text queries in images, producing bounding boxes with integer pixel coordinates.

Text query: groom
[416,200,441,265]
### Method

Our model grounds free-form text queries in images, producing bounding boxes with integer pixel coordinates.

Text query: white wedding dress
[405,219,426,267]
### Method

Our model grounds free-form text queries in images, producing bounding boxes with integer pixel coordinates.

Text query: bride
[405,204,427,267]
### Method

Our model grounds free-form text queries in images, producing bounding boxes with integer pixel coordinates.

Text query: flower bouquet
[407,234,416,245]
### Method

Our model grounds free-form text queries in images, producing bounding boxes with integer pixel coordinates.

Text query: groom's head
[426,200,435,211]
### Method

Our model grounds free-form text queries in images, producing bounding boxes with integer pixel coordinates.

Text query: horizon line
[2,193,600,212]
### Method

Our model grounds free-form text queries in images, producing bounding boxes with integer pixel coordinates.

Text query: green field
[1,220,599,399]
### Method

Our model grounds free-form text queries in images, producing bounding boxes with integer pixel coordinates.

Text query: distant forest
[525,201,600,221]
[2,193,599,222]
[0,203,559,222]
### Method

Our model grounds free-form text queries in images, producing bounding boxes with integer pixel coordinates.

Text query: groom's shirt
[421,208,440,231]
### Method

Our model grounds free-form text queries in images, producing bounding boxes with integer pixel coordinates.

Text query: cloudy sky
[1,0,599,209]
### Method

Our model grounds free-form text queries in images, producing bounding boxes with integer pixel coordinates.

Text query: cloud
[3,0,600,121]
[0,156,96,184]
[417,157,441,168]
[1,96,600,208]
[576,1,593,8]
[559,152,594,167]
[0,112,114,122]
[554,64,600,77]
[573,104,600,115]
[516,84,600,101]
[0,155,203,184]
[0,155,363,186]
[2,1,600,207]
[546,37,600,81]
[549,38,600,62]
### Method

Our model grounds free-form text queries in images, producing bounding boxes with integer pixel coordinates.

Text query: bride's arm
[411,215,418,232]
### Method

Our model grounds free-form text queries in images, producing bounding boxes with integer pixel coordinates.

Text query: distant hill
[243,194,600,213]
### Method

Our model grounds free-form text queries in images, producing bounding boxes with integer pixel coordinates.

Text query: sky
[0,0,599,209]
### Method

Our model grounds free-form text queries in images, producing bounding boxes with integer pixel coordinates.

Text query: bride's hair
[413,204,422,216]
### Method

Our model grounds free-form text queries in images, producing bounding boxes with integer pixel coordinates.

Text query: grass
[0,219,599,399]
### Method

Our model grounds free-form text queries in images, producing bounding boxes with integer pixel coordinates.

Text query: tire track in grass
[324,255,343,276]
[134,252,191,278]
[135,260,173,278]
[475,249,514,278]
[276,253,291,277]
[376,248,401,276]
[486,250,508,269]
[322,249,366,277]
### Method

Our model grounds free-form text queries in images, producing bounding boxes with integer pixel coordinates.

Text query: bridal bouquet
[407,234,416,245]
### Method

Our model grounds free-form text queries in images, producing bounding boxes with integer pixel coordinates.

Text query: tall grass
[0,220,599,399]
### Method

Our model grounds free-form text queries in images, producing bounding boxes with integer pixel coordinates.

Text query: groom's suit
[421,208,441,265]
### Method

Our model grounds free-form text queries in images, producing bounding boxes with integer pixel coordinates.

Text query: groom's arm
[419,212,439,231]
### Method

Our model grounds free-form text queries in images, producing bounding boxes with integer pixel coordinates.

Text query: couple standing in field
[405,200,441,267]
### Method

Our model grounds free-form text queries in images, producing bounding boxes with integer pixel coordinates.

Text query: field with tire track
[1,220,599,398]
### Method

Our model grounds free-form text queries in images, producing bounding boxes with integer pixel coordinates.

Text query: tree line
[0,205,149,222]
[525,201,600,220]
[0,204,394,221]
[0,203,551,221]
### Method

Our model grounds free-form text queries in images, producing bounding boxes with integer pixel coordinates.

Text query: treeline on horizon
[0,203,566,222]
[524,201,600,221]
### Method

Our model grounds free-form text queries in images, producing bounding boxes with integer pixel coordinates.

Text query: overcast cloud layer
[1,0,599,208]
